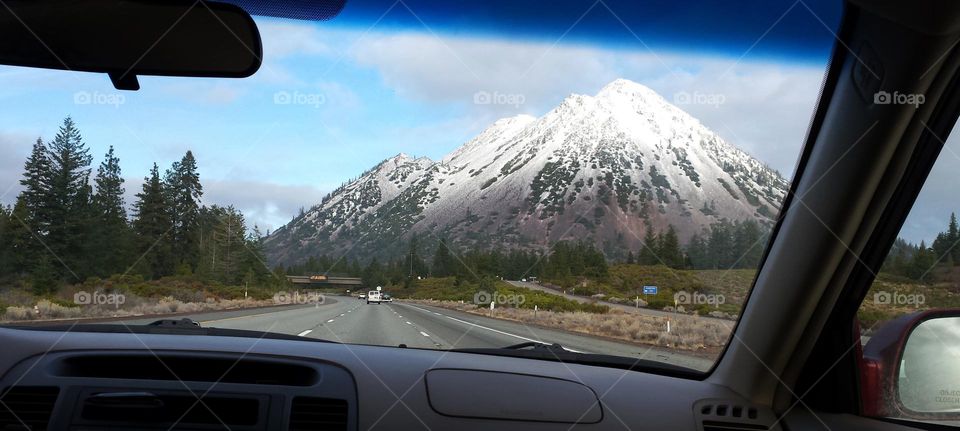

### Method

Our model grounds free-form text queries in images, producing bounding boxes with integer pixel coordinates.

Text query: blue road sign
[642,286,657,295]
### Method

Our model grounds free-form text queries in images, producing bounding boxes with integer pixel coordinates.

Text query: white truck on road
[366,290,382,304]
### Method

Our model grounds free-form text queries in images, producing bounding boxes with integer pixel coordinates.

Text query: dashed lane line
[403,304,588,353]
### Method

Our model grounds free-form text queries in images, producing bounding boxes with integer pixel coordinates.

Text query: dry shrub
[413,300,732,352]
[1,296,274,322]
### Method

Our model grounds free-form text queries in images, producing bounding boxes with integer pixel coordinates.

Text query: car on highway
[2,1,960,430]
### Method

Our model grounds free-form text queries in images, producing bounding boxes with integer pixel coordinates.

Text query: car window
[858,124,960,426]
[0,0,841,373]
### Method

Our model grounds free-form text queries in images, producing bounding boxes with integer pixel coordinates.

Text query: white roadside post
[490,301,495,311]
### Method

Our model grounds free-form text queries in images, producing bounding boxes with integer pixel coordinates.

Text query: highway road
[112,296,714,371]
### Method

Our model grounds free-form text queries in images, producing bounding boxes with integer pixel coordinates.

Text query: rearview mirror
[862,309,960,420]
[0,0,262,90]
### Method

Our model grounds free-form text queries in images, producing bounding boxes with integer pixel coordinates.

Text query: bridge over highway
[286,275,364,288]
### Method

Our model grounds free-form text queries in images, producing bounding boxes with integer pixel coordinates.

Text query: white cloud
[258,21,334,59]
[119,177,326,233]
[201,179,327,232]
[347,31,826,174]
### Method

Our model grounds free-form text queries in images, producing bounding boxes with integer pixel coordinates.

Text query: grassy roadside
[410,299,731,355]
[388,277,608,313]
[538,264,752,317]
[0,274,294,322]
[540,264,960,325]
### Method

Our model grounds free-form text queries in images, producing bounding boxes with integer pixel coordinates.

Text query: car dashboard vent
[0,386,59,430]
[289,397,348,431]
[694,398,778,431]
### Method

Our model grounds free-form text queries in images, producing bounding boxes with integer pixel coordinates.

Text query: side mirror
[0,0,262,90]
[861,309,960,420]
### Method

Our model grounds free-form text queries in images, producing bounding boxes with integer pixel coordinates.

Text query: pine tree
[132,163,173,278]
[71,177,96,279]
[19,138,52,231]
[909,241,936,280]
[626,250,635,264]
[707,220,734,269]
[659,225,683,268]
[45,117,92,279]
[686,233,708,269]
[432,238,455,277]
[407,236,428,278]
[13,138,53,274]
[0,205,11,276]
[932,212,960,265]
[733,219,764,269]
[638,227,660,265]
[208,205,248,284]
[363,257,387,287]
[91,146,131,276]
[4,198,35,275]
[241,224,270,285]
[164,151,203,270]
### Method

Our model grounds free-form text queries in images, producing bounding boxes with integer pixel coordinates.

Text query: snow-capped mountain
[265,79,788,265]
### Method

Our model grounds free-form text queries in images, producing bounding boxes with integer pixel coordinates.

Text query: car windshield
[0,0,842,372]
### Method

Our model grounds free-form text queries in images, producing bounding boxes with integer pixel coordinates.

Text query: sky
[0,0,955,244]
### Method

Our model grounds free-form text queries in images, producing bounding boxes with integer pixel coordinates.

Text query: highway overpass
[286,275,364,289]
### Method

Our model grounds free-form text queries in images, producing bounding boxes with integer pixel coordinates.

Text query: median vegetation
[413,299,731,354]
[390,277,608,314]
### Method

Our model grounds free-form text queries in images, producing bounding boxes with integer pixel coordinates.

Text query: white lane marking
[420,331,430,337]
[405,321,411,325]
[298,330,312,337]
[339,314,345,317]
[405,304,587,353]
[326,319,335,323]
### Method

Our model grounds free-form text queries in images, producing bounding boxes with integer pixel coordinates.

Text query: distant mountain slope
[265,79,788,266]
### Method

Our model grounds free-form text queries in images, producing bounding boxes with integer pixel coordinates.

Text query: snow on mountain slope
[265,79,788,265]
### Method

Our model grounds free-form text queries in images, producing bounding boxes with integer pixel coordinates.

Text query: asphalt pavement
[108,296,714,370]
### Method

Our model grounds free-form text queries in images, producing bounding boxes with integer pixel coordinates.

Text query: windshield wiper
[6,322,339,344]
[450,342,700,377]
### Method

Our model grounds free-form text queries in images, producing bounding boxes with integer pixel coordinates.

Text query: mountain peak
[266,78,788,267]
[596,78,664,102]
[493,114,537,126]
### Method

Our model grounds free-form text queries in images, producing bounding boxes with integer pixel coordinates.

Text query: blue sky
[2,0,952,244]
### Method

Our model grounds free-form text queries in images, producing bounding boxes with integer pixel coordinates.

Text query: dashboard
[0,327,777,430]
